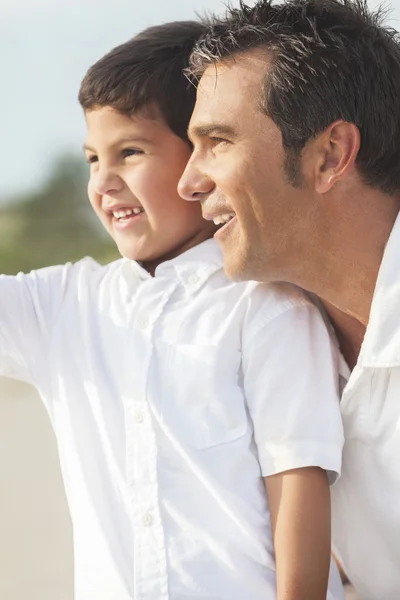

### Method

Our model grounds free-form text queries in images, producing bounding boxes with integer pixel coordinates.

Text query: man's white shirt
[332,213,400,600]
[0,239,344,600]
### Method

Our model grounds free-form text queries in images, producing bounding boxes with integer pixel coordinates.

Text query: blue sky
[0,0,236,200]
[1,0,399,200]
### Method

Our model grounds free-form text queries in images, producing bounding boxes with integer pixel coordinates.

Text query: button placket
[134,409,145,424]
[142,512,153,527]
[128,280,175,600]
[138,315,150,331]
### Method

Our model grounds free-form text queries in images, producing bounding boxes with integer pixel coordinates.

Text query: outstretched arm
[0,262,76,384]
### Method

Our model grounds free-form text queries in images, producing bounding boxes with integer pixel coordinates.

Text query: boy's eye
[86,154,98,164]
[122,148,144,158]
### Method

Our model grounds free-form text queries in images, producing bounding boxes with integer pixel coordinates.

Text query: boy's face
[84,106,216,269]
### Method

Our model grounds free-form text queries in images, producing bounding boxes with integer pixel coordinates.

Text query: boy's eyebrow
[83,137,154,152]
[188,123,236,142]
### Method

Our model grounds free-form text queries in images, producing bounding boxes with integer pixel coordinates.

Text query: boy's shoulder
[233,278,318,332]
[241,279,315,311]
[176,239,314,309]
[18,256,126,297]
[54,245,314,316]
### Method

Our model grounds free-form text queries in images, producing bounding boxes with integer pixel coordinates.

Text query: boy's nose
[93,169,123,197]
[178,161,215,202]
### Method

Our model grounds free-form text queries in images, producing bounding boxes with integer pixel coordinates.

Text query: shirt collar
[120,239,223,298]
[157,238,223,294]
[359,211,400,367]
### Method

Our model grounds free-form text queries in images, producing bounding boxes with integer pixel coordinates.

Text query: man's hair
[188,0,400,193]
[79,20,206,142]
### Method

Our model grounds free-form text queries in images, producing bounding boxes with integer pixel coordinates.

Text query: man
[178,1,400,598]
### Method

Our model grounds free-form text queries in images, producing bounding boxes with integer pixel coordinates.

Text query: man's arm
[265,467,331,600]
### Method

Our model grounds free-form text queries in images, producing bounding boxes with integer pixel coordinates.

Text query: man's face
[179,50,314,283]
[84,106,215,268]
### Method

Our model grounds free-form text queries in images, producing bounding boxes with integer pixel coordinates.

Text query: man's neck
[322,301,366,370]
[303,193,400,368]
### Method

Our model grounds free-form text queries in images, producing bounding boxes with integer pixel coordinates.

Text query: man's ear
[312,121,360,194]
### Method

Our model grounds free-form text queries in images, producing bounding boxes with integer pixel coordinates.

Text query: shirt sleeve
[0,263,74,384]
[242,289,344,485]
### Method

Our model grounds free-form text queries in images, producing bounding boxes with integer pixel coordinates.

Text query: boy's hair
[79,20,206,142]
[188,0,400,194]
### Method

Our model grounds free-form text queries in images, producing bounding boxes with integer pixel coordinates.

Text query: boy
[0,21,344,600]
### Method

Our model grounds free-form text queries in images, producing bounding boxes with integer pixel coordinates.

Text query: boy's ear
[311,121,360,194]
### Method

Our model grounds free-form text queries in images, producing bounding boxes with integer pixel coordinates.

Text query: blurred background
[0,0,398,598]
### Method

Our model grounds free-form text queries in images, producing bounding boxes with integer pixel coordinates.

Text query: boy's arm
[242,285,344,598]
[265,467,331,600]
[0,263,77,384]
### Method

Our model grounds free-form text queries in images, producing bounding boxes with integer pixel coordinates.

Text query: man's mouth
[212,213,236,226]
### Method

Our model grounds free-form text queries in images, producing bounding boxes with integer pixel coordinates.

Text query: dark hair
[188,0,400,193]
[79,20,206,142]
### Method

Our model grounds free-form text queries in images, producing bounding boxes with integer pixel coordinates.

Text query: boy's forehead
[84,105,167,146]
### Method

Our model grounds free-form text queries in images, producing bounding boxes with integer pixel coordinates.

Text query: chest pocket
[149,342,247,450]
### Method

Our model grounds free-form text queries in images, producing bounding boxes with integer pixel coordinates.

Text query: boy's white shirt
[332,211,400,600]
[0,239,344,600]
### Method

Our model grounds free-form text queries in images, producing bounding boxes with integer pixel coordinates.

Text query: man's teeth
[213,213,235,226]
[112,208,143,219]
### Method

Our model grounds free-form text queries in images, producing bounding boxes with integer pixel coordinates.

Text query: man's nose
[178,158,215,202]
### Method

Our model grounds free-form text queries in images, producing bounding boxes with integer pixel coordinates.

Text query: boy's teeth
[112,208,143,219]
[213,213,235,225]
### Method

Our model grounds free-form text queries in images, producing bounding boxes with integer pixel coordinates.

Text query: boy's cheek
[87,181,101,213]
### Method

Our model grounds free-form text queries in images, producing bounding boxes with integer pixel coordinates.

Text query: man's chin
[222,254,250,282]
[223,249,274,283]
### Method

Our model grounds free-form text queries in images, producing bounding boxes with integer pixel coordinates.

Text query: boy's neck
[142,230,215,276]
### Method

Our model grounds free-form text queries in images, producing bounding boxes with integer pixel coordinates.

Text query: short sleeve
[0,263,75,384]
[242,297,344,485]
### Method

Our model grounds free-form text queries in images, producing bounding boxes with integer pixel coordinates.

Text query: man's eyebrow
[83,137,154,152]
[188,123,236,142]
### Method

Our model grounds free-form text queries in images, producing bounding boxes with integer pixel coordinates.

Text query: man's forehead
[189,52,268,136]
[197,50,269,100]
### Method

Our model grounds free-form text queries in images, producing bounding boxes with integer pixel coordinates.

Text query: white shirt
[332,213,400,600]
[0,239,344,600]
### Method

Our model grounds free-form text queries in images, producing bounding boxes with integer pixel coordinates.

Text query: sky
[1,0,399,200]
[0,0,238,200]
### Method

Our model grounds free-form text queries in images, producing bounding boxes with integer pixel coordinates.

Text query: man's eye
[210,137,228,147]
[86,155,98,164]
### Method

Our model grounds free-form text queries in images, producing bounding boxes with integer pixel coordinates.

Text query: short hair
[188,0,400,193]
[79,20,206,142]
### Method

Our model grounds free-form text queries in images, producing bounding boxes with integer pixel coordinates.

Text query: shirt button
[138,315,149,330]
[188,274,199,286]
[134,410,144,424]
[142,513,153,527]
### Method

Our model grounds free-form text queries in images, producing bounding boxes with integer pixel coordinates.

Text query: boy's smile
[84,106,215,272]
[103,203,145,230]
